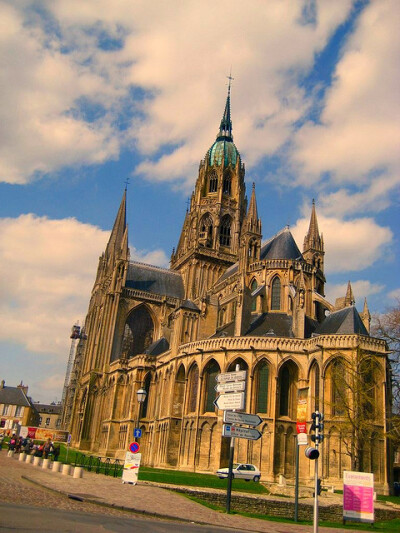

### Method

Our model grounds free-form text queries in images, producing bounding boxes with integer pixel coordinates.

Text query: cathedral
[67,87,391,491]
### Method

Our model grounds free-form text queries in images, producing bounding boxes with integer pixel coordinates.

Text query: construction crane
[61,323,81,405]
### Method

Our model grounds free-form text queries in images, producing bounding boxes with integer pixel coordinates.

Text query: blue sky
[0,0,398,402]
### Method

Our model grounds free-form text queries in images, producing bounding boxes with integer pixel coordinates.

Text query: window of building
[219,216,231,247]
[121,306,154,359]
[15,406,23,417]
[204,361,219,412]
[223,171,232,195]
[56,419,61,428]
[255,361,269,413]
[209,171,218,193]
[38,416,42,425]
[250,279,258,312]
[278,362,298,418]
[271,277,281,310]
[331,359,346,416]
[187,365,199,413]
[45,417,50,426]
[2,404,9,416]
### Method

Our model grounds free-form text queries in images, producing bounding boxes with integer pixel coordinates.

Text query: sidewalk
[0,453,378,532]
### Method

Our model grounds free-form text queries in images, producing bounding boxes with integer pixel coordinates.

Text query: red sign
[129,442,140,453]
[296,422,307,434]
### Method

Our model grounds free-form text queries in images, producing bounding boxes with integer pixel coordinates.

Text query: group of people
[5,434,60,460]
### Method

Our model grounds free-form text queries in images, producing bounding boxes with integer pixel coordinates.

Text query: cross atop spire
[217,74,234,142]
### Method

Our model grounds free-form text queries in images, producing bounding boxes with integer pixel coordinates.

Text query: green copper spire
[217,77,233,142]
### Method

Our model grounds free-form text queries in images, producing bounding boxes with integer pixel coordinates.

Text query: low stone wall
[165,486,400,523]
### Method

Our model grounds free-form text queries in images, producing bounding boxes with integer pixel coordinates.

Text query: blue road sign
[134,428,142,438]
[129,442,140,453]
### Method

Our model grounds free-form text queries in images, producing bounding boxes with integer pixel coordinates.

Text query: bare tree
[327,352,385,472]
[372,299,400,413]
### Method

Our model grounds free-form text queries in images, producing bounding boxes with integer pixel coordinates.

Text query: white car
[216,463,261,482]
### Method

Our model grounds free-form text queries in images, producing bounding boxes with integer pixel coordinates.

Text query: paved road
[0,502,244,533]
[0,452,369,532]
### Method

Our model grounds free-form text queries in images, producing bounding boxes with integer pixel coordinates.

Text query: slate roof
[315,306,369,336]
[212,312,294,338]
[218,227,302,283]
[245,313,294,338]
[34,403,62,414]
[260,227,303,261]
[0,386,32,407]
[126,262,185,299]
[145,337,170,356]
[178,300,200,311]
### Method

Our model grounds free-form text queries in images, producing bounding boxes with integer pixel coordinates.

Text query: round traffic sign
[129,441,140,453]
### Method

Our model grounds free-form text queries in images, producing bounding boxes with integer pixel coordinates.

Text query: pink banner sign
[343,471,374,524]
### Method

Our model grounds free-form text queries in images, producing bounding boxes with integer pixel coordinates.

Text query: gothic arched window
[310,361,320,411]
[250,279,258,312]
[255,361,269,414]
[200,214,213,248]
[209,171,218,193]
[330,359,346,416]
[271,277,281,310]
[121,306,154,358]
[278,361,298,418]
[140,372,152,418]
[219,216,232,247]
[187,364,199,413]
[223,171,232,195]
[203,360,220,412]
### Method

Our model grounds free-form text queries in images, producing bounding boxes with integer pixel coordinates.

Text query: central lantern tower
[171,84,247,300]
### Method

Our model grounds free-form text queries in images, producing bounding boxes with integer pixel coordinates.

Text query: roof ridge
[129,261,181,276]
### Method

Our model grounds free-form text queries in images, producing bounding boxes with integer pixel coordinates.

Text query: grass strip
[183,494,400,532]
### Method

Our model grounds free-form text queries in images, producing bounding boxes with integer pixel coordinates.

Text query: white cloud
[0,214,168,359]
[0,1,353,185]
[325,280,384,308]
[292,0,400,214]
[291,213,393,273]
[388,288,400,302]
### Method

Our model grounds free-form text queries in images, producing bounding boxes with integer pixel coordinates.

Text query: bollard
[52,461,62,473]
[42,458,50,469]
[62,464,71,476]
[7,450,14,458]
[73,466,83,479]
[33,456,41,467]
[19,452,26,462]
[25,454,33,464]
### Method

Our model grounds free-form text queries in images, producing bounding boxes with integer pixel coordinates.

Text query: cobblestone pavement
[0,452,367,532]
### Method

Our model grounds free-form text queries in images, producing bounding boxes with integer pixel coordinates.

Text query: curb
[20,475,252,531]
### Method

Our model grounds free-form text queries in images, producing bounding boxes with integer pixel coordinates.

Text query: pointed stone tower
[171,84,247,300]
[82,191,129,375]
[361,297,371,333]
[303,200,326,320]
[239,183,262,270]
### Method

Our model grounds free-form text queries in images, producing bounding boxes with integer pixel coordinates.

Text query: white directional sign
[215,381,246,393]
[223,424,262,441]
[223,411,262,427]
[216,370,247,383]
[214,392,245,411]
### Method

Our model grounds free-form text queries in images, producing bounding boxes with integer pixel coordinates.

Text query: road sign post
[223,425,261,440]
[213,392,245,411]
[223,411,262,427]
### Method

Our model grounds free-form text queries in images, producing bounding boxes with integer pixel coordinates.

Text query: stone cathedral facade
[67,89,391,491]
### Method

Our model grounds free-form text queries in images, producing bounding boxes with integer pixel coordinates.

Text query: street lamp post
[135,388,147,441]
